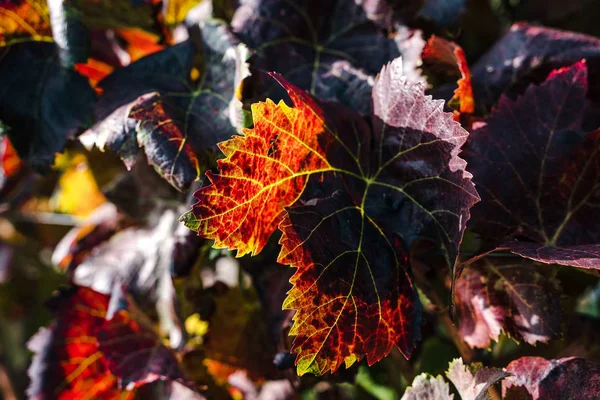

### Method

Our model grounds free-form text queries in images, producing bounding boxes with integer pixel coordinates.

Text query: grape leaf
[422,36,474,116]
[26,287,135,399]
[0,42,96,170]
[183,58,478,375]
[97,286,196,391]
[465,61,600,269]
[401,373,453,400]
[446,358,508,400]
[230,0,402,109]
[455,256,561,349]
[470,23,600,114]
[502,357,600,399]
[84,20,248,190]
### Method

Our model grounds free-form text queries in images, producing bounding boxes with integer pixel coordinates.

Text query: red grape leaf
[422,36,474,116]
[84,21,248,190]
[502,357,600,399]
[455,256,561,349]
[230,0,402,109]
[446,358,508,400]
[97,286,196,391]
[183,58,478,375]
[401,373,453,400]
[26,287,135,399]
[465,61,600,268]
[470,23,600,114]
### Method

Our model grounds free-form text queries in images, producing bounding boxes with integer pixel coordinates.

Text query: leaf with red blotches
[183,58,478,375]
[465,61,600,269]
[470,23,600,114]
[455,256,562,348]
[446,358,508,400]
[84,20,248,190]
[26,287,135,399]
[502,357,600,399]
[422,36,474,116]
[231,0,402,111]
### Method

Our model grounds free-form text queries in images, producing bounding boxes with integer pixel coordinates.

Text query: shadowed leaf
[231,0,402,110]
[183,58,478,375]
[470,23,600,114]
[465,61,600,269]
[98,287,196,391]
[455,256,561,349]
[0,42,96,170]
[84,20,248,190]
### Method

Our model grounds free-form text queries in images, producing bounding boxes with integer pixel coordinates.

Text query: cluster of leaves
[1,0,600,399]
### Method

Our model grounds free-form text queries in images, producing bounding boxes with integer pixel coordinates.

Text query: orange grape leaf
[183,58,478,375]
[422,35,474,116]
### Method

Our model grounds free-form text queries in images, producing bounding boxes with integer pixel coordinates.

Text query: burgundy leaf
[471,23,600,115]
[98,289,195,391]
[465,61,600,269]
[502,357,600,400]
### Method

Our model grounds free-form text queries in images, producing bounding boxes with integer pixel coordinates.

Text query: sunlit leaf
[50,153,107,217]
[26,287,135,399]
[401,373,453,400]
[446,358,507,400]
[183,58,478,375]
[422,36,474,116]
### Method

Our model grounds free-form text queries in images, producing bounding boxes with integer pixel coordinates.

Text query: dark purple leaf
[470,23,600,116]
[465,61,600,268]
